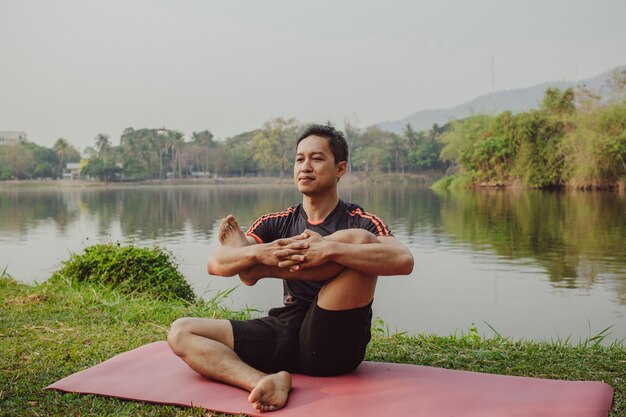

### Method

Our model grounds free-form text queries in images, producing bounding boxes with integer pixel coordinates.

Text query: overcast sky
[1,0,625,150]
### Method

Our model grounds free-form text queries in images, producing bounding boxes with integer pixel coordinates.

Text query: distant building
[0,131,27,145]
[64,162,82,180]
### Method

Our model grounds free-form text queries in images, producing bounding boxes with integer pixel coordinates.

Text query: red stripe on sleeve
[350,208,390,236]
[246,207,295,235]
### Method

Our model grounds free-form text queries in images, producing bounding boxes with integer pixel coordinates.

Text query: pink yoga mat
[46,341,614,417]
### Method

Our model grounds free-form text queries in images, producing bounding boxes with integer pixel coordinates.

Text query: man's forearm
[327,240,414,276]
[240,261,344,282]
[207,244,259,277]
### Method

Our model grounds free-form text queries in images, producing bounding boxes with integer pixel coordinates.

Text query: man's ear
[336,161,347,179]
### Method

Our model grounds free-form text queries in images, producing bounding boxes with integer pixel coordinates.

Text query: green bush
[431,174,473,190]
[51,243,195,302]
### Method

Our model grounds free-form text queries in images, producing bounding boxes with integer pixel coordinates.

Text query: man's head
[296,124,348,164]
[294,124,348,195]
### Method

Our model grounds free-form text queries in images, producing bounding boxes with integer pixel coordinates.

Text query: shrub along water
[437,86,626,189]
[50,243,196,302]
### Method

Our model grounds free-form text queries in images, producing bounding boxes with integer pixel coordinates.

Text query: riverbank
[0,172,441,190]
[432,174,626,191]
[1,275,624,416]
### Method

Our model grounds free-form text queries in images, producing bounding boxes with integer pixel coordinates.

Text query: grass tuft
[49,243,196,302]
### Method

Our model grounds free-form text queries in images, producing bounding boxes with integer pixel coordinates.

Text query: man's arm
[207,235,327,277]
[273,229,414,277]
[208,228,413,281]
[328,235,414,276]
[207,236,256,276]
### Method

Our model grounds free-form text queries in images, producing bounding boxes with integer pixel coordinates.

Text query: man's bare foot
[217,215,264,286]
[239,265,268,287]
[218,215,248,247]
[248,371,292,412]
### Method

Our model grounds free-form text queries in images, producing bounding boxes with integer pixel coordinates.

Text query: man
[168,124,414,412]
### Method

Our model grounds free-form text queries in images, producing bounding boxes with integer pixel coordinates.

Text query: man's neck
[302,193,340,223]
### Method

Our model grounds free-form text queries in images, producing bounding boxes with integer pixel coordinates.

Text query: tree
[353,145,390,175]
[439,115,492,167]
[561,101,626,186]
[165,130,185,178]
[343,117,361,173]
[95,133,112,157]
[186,130,218,176]
[541,87,575,115]
[386,132,408,173]
[52,138,80,178]
[191,130,215,147]
[0,144,35,179]
[28,143,58,179]
[403,124,419,152]
[82,157,122,181]
[120,128,164,179]
[83,146,97,159]
[251,118,300,176]
[53,138,70,177]
[221,130,258,176]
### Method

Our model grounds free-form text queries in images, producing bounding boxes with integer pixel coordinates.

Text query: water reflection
[1,184,625,339]
[433,189,626,303]
[2,186,626,291]
[0,190,80,235]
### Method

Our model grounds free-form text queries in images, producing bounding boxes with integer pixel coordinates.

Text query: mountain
[375,66,626,134]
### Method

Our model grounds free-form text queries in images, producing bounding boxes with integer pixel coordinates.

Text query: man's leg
[297,229,379,375]
[167,318,290,412]
[167,216,291,412]
[316,229,378,310]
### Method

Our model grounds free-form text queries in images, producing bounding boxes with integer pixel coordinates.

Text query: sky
[1,0,626,150]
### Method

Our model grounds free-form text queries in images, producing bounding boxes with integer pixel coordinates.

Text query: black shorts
[229,300,372,376]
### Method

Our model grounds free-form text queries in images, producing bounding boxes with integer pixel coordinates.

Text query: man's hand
[255,236,308,268]
[273,229,332,271]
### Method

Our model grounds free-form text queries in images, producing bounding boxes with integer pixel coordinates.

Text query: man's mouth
[299,176,315,181]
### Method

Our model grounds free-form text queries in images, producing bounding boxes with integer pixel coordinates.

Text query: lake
[1,183,625,344]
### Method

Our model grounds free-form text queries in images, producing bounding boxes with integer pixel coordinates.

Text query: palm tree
[95,133,111,157]
[168,130,185,178]
[53,138,70,178]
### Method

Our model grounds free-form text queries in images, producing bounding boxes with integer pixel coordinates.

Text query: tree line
[2,68,623,186]
[0,118,447,181]
[437,71,626,189]
[0,137,81,180]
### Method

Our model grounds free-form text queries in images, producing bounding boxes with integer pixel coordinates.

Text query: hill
[376,66,626,134]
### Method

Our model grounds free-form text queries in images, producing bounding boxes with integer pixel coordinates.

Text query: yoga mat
[46,341,614,417]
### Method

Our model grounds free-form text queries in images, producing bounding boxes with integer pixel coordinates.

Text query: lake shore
[2,275,624,416]
[0,172,441,190]
[5,172,623,192]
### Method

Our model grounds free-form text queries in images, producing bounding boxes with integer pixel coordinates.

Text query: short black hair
[296,124,348,164]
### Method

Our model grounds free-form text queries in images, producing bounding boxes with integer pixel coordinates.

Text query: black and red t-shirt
[245,200,393,304]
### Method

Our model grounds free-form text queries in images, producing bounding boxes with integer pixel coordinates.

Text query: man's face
[294,135,346,195]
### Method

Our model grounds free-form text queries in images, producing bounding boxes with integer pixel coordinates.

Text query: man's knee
[167,317,235,355]
[167,318,191,357]
[329,228,378,244]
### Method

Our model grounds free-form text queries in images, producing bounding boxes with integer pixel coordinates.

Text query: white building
[0,131,27,145]
[64,162,82,180]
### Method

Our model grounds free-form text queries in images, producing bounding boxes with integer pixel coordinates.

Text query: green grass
[1,274,624,416]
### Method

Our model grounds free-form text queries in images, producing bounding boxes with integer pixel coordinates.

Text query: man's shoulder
[247,204,300,236]
[341,200,366,214]
[255,204,300,222]
[341,200,392,235]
